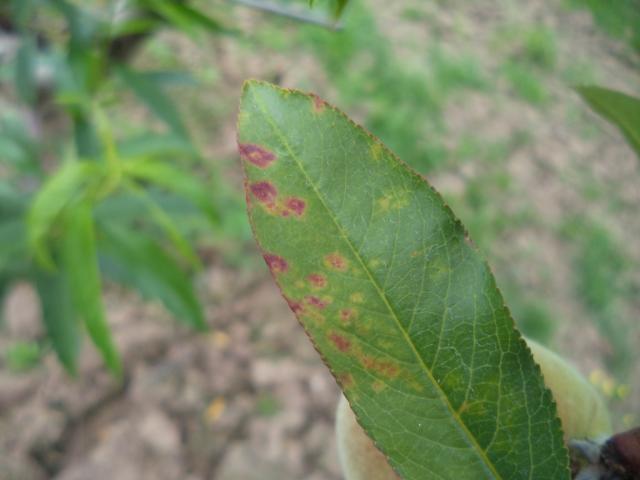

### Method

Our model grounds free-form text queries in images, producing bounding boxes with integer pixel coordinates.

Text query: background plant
[0,0,349,375]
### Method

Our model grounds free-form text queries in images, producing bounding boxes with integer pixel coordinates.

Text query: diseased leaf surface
[238,81,569,480]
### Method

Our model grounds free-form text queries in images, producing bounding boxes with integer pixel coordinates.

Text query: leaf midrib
[248,84,503,479]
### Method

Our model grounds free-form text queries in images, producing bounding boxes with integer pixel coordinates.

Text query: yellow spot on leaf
[350,292,364,304]
[457,401,469,414]
[376,189,410,214]
[370,142,384,162]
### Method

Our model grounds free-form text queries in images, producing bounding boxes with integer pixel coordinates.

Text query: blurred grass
[565,0,640,53]
[561,217,633,375]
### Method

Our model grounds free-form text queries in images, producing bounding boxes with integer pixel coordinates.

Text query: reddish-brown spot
[329,332,351,352]
[311,94,326,112]
[362,356,399,378]
[284,197,306,216]
[250,181,277,206]
[340,308,354,322]
[239,143,276,168]
[324,253,347,271]
[264,253,288,274]
[307,273,327,289]
[284,296,304,315]
[306,295,329,309]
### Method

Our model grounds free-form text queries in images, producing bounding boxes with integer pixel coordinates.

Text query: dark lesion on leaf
[239,143,276,168]
[263,253,288,273]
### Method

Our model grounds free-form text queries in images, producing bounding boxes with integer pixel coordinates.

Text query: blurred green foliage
[0,0,351,376]
[562,217,633,374]
[0,0,233,375]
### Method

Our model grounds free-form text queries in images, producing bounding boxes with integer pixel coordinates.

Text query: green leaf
[332,0,349,19]
[73,112,103,159]
[124,185,201,268]
[97,223,206,331]
[576,85,640,158]
[141,0,227,35]
[115,65,188,137]
[14,36,37,104]
[34,271,81,375]
[61,203,122,376]
[308,0,349,19]
[0,218,28,271]
[118,133,196,159]
[123,158,219,224]
[50,0,102,51]
[10,0,36,30]
[238,81,568,480]
[27,161,100,268]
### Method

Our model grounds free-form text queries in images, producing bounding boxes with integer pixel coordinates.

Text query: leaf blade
[97,223,206,331]
[576,85,640,158]
[34,271,81,375]
[116,66,188,138]
[238,81,569,480]
[62,203,122,376]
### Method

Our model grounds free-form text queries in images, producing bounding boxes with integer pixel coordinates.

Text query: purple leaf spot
[250,181,277,205]
[264,253,288,274]
[239,143,276,168]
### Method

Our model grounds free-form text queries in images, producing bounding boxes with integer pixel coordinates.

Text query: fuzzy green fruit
[336,338,612,480]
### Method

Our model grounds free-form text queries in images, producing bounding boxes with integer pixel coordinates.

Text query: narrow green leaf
[332,0,349,19]
[125,184,201,267]
[0,181,28,216]
[238,81,568,480]
[14,36,37,104]
[142,0,226,34]
[34,271,81,375]
[576,85,640,158]
[10,0,36,30]
[97,223,206,331]
[118,133,196,159]
[0,218,27,271]
[143,70,198,87]
[73,112,103,159]
[115,65,188,137]
[50,0,101,50]
[123,159,219,224]
[27,161,100,268]
[0,277,11,325]
[61,203,121,376]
